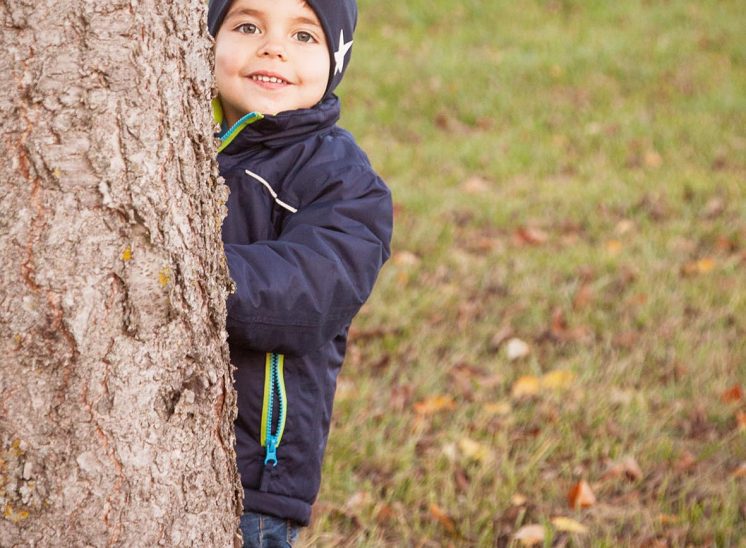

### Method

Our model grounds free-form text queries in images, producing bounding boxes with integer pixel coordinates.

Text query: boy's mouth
[248,72,291,86]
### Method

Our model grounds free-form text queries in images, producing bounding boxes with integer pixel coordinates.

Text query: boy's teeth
[252,75,285,84]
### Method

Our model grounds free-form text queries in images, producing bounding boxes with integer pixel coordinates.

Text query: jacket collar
[214,96,341,155]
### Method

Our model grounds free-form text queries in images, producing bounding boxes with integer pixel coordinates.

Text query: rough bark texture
[0,1,241,545]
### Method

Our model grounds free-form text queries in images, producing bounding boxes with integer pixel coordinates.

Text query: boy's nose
[257,40,287,60]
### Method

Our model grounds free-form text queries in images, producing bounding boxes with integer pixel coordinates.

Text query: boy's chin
[248,99,323,117]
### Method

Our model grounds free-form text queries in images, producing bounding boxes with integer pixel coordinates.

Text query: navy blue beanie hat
[208,0,358,100]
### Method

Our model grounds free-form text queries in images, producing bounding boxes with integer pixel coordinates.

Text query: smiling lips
[248,72,291,88]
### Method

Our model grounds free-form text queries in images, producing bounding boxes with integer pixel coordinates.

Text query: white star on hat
[334,29,353,75]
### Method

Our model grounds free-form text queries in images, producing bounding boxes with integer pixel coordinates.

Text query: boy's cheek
[215,37,242,71]
[215,53,241,81]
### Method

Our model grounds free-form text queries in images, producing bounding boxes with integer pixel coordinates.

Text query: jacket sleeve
[224,166,393,356]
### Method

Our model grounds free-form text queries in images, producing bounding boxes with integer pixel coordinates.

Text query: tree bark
[0,1,241,545]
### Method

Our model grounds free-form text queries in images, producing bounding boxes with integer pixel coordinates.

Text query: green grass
[302,0,745,545]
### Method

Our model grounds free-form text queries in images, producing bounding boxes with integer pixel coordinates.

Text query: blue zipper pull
[264,434,278,466]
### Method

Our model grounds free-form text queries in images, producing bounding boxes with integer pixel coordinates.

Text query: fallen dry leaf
[603,455,644,482]
[511,370,576,399]
[613,331,639,350]
[549,308,593,343]
[489,325,514,351]
[392,250,421,267]
[733,463,746,479]
[644,150,663,168]
[375,503,398,525]
[461,175,491,194]
[573,284,594,309]
[458,437,491,463]
[344,491,372,512]
[510,493,528,506]
[615,219,636,235]
[506,338,531,360]
[484,401,512,416]
[605,239,623,255]
[512,375,542,398]
[541,369,576,391]
[567,480,596,509]
[414,395,456,416]
[429,503,458,535]
[658,514,680,526]
[551,516,588,534]
[515,226,549,246]
[715,234,737,253]
[674,451,697,473]
[453,466,470,493]
[702,197,725,219]
[721,384,743,403]
[681,257,717,276]
[736,410,746,431]
[513,524,545,546]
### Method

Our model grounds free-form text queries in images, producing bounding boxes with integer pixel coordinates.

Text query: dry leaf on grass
[573,284,594,309]
[344,491,371,512]
[375,503,399,525]
[567,480,596,509]
[506,338,531,360]
[551,516,589,534]
[615,219,636,235]
[392,250,421,267]
[605,239,623,254]
[550,308,593,343]
[461,176,491,194]
[603,455,644,482]
[674,451,697,473]
[721,384,743,403]
[484,401,512,416]
[736,410,746,430]
[513,524,545,546]
[644,149,663,168]
[489,325,514,351]
[512,375,542,398]
[429,503,458,535]
[510,493,528,506]
[414,395,456,416]
[458,437,490,463]
[511,370,576,399]
[681,257,717,276]
[515,226,548,246]
[658,514,680,526]
[541,369,576,390]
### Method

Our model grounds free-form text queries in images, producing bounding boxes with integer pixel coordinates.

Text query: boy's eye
[236,23,259,34]
[294,31,316,43]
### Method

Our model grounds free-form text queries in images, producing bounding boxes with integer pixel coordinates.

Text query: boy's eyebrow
[291,16,323,29]
[224,8,322,29]
[224,8,262,21]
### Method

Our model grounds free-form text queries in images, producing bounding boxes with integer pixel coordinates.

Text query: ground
[302,0,745,545]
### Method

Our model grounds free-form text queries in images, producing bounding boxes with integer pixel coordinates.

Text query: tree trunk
[0,1,241,545]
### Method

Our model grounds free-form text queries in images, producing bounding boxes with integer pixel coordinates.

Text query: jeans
[239,512,301,548]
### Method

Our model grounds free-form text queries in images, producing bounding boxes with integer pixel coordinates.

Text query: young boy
[207,0,393,545]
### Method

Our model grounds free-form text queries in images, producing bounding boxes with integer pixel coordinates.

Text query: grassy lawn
[303,0,745,545]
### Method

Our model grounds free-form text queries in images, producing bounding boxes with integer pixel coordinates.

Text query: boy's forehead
[226,0,319,19]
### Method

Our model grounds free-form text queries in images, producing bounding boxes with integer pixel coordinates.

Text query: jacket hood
[208,0,357,101]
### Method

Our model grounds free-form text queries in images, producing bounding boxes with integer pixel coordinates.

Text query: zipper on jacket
[212,98,264,153]
[260,352,287,467]
[259,352,287,492]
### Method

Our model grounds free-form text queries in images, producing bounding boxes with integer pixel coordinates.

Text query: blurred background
[306,1,744,545]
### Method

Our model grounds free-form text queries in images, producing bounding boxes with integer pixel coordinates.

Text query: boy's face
[215,0,330,124]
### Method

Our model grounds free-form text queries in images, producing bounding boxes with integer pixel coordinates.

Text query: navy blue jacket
[218,96,392,525]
